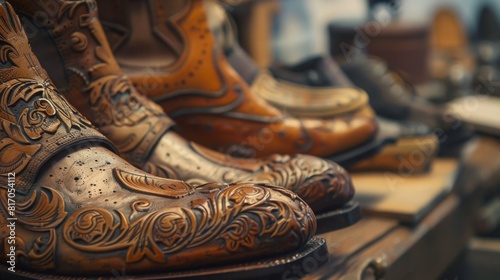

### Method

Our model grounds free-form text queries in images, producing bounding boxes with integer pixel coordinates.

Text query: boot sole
[330,127,398,167]
[0,237,328,280]
[316,201,362,234]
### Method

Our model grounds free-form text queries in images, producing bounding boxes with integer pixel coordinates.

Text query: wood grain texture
[352,159,459,223]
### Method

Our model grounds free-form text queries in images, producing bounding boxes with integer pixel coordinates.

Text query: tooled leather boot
[95,0,378,159]
[0,1,319,278]
[11,0,355,214]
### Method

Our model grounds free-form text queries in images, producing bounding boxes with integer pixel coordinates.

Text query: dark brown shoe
[95,0,378,158]
[338,56,474,156]
[0,2,317,277]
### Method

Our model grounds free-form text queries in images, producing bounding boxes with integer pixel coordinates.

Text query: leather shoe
[339,56,473,156]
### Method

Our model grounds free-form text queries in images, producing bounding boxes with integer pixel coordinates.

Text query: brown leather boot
[0,1,318,277]
[95,0,378,158]
[11,0,355,214]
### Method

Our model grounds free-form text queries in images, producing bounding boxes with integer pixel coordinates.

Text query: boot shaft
[0,1,49,83]
[97,0,221,68]
[12,0,124,93]
[11,0,173,168]
[0,1,110,194]
[98,0,186,54]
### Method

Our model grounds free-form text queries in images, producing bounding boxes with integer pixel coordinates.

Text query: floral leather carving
[0,2,113,195]
[0,1,316,277]
[187,142,355,212]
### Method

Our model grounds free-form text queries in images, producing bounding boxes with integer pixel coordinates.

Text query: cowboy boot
[95,0,378,159]
[11,0,355,214]
[0,1,319,277]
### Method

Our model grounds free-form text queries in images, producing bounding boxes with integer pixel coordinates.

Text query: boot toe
[261,154,355,213]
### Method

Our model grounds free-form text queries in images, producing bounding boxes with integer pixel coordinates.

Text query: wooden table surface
[305,137,500,280]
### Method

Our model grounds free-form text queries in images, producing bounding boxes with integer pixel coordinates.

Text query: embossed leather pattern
[12,0,173,168]
[0,1,317,276]
[97,0,378,158]
[142,132,356,213]
[12,0,356,214]
[0,2,113,195]
[186,142,355,212]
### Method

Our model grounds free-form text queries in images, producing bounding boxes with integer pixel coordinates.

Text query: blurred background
[224,1,500,279]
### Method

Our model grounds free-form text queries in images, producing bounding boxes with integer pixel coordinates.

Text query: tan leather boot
[11,0,355,214]
[0,1,317,277]
[95,0,378,158]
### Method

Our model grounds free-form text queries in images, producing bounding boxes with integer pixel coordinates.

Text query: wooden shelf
[305,137,498,279]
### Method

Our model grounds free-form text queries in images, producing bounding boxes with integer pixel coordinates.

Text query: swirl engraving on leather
[0,174,314,273]
[237,155,354,208]
[0,77,102,191]
[291,160,354,208]
[195,141,354,210]
[61,184,314,263]
[0,1,319,277]
[70,31,88,52]
[0,1,112,193]
[130,199,153,219]
[0,187,67,269]
[143,140,354,212]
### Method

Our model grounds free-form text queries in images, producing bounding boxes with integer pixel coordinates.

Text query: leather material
[339,56,473,154]
[251,70,370,118]
[183,141,355,211]
[12,0,357,214]
[145,132,355,213]
[341,57,413,120]
[0,3,114,195]
[270,56,353,88]
[0,2,316,276]
[12,0,173,169]
[366,24,431,85]
[97,0,378,158]
[328,22,431,85]
[269,55,440,171]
